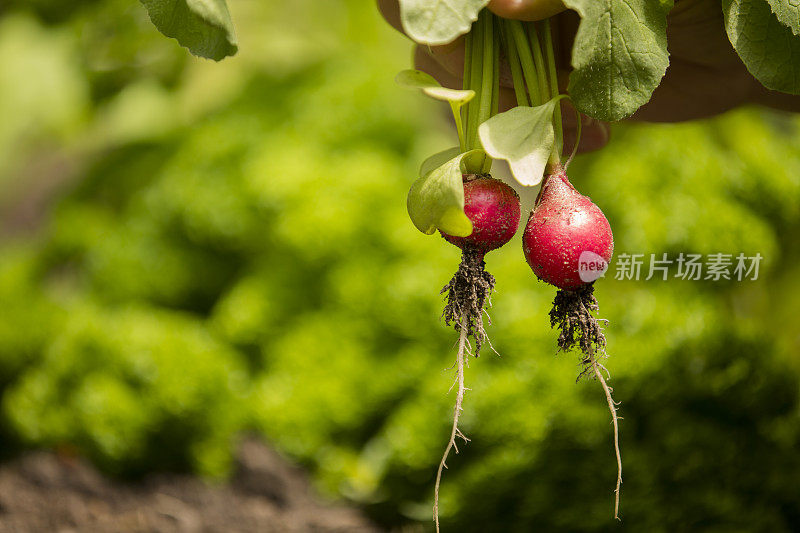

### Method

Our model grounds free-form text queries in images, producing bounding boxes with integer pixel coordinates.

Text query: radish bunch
[397,8,622,529]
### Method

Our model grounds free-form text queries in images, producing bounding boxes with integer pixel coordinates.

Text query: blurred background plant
[0,0,799,530]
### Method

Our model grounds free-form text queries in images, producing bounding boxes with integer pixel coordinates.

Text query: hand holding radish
[384,0,800,528]
[379,0,800,154]
[131,1,800,530]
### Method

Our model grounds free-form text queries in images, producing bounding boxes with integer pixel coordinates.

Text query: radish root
[588,346,622,520]
[434,317,470,533]
[435,249,497,530]
[550,285,623,520]
[441,249,495,355]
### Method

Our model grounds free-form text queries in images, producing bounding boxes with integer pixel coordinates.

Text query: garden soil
[0,438,380,532]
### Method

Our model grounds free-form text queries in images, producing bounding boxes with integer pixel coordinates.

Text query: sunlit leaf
[395,70,475,105]
[724,0,800,94]
[766,0,800,36]
[419,147,461,177]
[478,98,562,187]
[563,0,672,121]
[140,0,238,61]
[407,150,484,236]
[398,0,490,45]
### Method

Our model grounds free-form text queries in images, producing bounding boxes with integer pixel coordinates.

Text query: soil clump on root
[549,284,608,374]
[440,248,496,355]
[548,283,623,520]
[434,248,498,532]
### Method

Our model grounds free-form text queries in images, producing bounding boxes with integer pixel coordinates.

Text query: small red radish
[525,170,622,519]
[438,174,519,356]
[435,173,520,533]
[522,169,613,290]
[441,175,521,254]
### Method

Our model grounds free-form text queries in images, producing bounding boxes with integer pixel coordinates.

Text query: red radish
[524,169,623,520]
[441,175,521,254]
[434,173,520,533]
[522,170,613,290]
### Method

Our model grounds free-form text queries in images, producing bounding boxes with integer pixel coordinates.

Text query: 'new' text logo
[578,251,609,283]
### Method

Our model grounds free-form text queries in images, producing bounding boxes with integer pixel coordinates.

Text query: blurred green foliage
[0,1,799,531]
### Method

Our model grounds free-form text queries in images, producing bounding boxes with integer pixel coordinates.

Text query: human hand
[378,0,800,153]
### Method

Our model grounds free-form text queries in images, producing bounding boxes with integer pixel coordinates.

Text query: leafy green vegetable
[419,147,461,177]
[395,69,475,105]
[724,0,800,94]
[396,69,473,151]
[562,0,672,121]
[478,99,562,186]
[398,0,489,45]
[139,0,237,61]
[407,150,484,236]
[766,0,800,36]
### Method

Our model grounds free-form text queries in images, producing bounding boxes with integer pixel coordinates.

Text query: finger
[561,98,611,154]
[414,45,519,108]
[414,46,466,89]
[562,121,610,155]
[630,59,752,122]
[377,0,403,35]
[488,0,567,21]
[749,83,800,114]
[414,38,572,94]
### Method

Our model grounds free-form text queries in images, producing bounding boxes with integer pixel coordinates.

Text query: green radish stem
[527,22,559,165]
[461,10,497,173]
[452,103,467,154]
[504,18,568,166]
[462,31,472,149]
[491,18,500,118]
[503,23,529,107]
[483,17,500,173]
[478,11,495,172]
[526,23,551,112]
[478,12,494,130]
[507,20,542,106]
[542,20,564,156]
[466,16,484,152]
[565,107,582,169]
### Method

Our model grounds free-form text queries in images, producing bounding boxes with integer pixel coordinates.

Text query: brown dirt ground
[0,438,381,533]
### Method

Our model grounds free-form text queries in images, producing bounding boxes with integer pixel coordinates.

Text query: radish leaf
[765,0,800,36]
[563,0,672,122]
[140,0,238,61]
[724,0,800,93]
[398,0,490,45]
[396,70,475,105]
[419,147,462,177]
[407,150,484,236]
[478,99,562,187]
